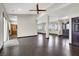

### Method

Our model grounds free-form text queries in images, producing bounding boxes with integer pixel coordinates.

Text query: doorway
[62,21,69,38]
[10,23,17,39]
[9,16,17,39]
[3,16,18,48]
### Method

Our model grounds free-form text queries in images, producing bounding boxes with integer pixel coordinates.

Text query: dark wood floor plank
[0,34,79,56]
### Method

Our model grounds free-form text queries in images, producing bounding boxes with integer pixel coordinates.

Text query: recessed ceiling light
[10,9,16,12]
[17,8,22,11]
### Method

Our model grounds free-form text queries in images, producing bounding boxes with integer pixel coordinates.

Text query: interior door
[72,17,79,46]
[11,24,17,38]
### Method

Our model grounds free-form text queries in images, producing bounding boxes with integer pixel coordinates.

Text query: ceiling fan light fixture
[29,3,46,14]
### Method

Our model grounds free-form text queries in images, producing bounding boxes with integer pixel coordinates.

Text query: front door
[72,17,79,46]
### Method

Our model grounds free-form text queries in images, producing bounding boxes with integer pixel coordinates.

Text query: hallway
[0,34,79,56]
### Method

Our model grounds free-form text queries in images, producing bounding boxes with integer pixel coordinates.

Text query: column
[45,15,49,39]
[69,18,72,44]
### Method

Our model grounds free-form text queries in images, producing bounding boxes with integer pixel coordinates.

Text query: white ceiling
[38,3,79,20]
[37,3,79,24]
[48,3,79,18]
[3,3,79,18]
[4,3,79,23]
[3,3,52,14]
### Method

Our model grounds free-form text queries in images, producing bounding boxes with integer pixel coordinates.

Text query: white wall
[0,4,10,49]
[17,14,37,37]
[0,4,4,49]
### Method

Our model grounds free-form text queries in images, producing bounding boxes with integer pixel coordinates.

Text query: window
[49,23,58,31]
[66,23,69,29]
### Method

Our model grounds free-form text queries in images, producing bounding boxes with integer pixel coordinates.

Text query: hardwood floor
[0,34,79,56]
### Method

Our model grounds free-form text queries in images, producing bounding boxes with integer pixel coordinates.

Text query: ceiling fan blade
[37,4,40,14]
[29,10,37,11]
[29,3,46,14]
[37,3,39,11]
[38,10,46,11]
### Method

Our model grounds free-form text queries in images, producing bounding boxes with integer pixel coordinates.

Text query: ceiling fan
[29,3,46,14]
